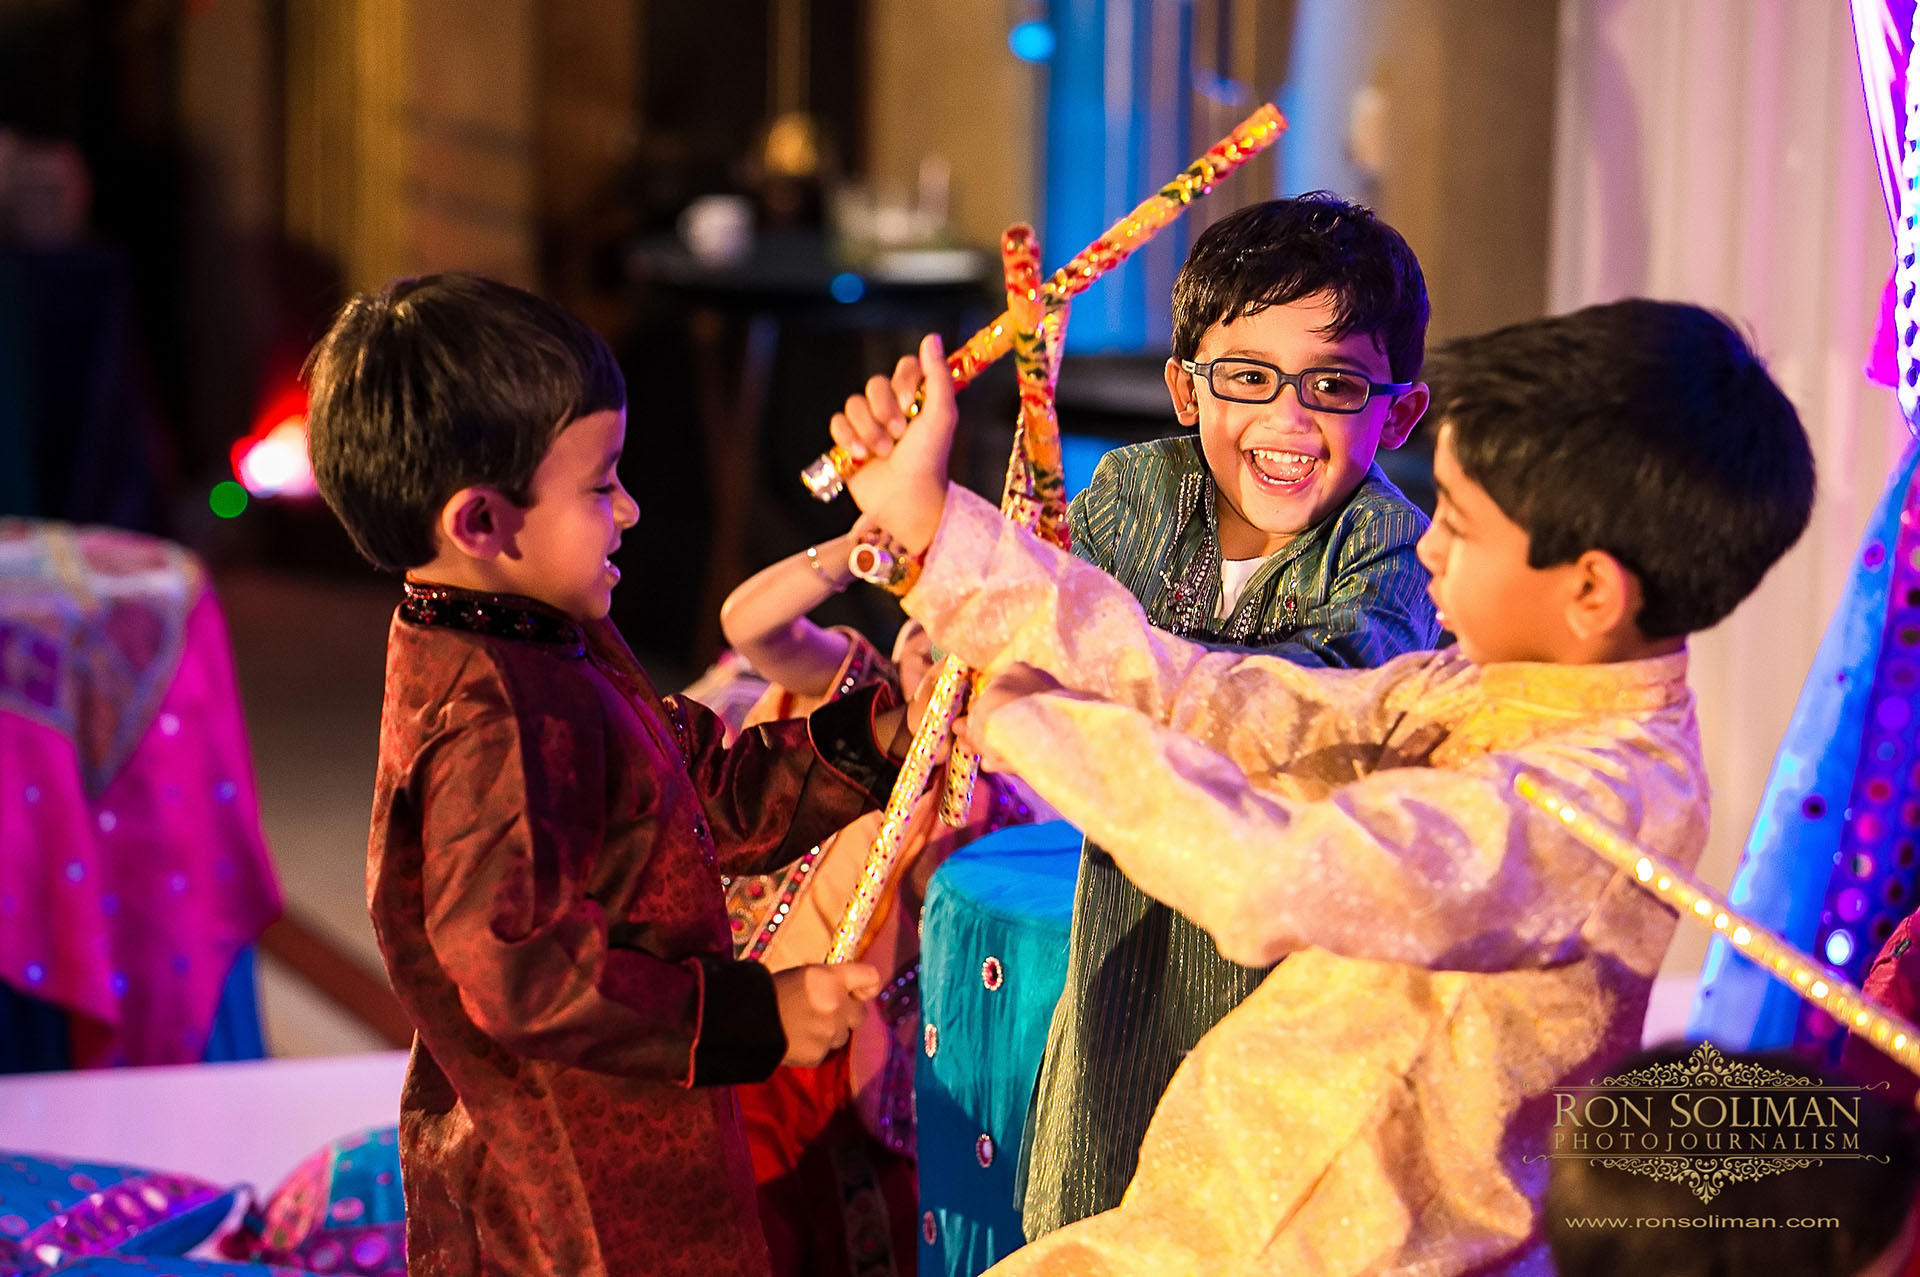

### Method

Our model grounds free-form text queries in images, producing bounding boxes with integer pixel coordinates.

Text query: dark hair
[1428,299,1813,640]
[1169,192,1429,379]
[304,272,627,571]
[1547,1043,1920,1277]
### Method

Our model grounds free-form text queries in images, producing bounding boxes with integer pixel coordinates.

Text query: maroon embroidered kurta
[367,584,897,1276]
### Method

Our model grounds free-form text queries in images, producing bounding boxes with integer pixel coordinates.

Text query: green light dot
[209,481,249,519]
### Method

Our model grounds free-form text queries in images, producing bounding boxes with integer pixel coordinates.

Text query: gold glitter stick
[827,652,972,963]
[799,103,1287,501]
[1515,774,1920,1092]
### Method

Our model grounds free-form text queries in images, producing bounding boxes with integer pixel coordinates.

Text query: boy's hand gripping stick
[799,103,1286,502]
[939,225,1069,825]
[828,226,1071,959]
[823,108,1285,957]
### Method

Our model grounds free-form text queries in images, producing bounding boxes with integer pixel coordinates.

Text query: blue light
[1825,929,1856,966]
[830,272,865,303]
[1009,20,1056,62]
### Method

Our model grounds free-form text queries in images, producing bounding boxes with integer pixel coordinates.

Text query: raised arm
[718,521,873,696]
[976,688,1705,975]
[666,684,903,879]
[829,335,1415,744]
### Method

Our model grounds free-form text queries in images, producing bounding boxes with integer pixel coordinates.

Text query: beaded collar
[398,581,586,657]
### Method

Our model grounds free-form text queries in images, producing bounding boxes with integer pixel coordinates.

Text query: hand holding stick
[827,223,1074,954]
[799,103,1286,501]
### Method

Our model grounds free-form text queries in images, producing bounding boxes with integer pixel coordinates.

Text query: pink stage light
[229,387,317,499]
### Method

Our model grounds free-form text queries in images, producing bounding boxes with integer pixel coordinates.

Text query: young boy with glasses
[829,297,1815,1273]
[941,192,1440,1238]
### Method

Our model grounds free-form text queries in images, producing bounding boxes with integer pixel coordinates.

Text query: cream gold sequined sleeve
[978,691,1692,971]
[907,484,1417,744]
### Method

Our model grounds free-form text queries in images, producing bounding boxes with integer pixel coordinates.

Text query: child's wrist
[883,483,946,557]
[804,543,852,592]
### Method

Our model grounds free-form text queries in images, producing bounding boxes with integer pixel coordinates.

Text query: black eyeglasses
[1180,357,1410,414]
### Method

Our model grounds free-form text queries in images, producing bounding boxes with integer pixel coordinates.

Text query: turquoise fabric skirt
[917,820,1081,1277]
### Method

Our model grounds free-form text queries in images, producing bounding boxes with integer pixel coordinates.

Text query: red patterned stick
[799,103,1287,501]
[937,226,1046,828]
[1002,227,1072,552]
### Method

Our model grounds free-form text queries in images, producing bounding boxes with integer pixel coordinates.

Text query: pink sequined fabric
[0,521,281,1065]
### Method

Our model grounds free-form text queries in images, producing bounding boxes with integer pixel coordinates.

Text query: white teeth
[1246,447,1319,485]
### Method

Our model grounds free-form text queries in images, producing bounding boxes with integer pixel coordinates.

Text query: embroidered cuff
[689,955,786,1086]
[806,681,903,804]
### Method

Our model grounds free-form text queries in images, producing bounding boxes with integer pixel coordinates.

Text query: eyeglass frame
[1178,357,1412,414]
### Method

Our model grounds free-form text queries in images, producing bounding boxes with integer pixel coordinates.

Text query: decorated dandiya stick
[936,227,1042,828]
[826,652,973,964]
[1003,228,1072,552]
[938,691,986,828]
[799,102,1288,501]
[939,225,1073,826]
[1515,774,1920,1094]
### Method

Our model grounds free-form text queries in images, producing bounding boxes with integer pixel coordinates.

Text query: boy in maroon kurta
[306,273,909,1276]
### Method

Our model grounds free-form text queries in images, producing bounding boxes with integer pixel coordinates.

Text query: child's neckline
[398,580,586,655]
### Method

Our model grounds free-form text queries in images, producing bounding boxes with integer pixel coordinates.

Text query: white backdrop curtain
[1550,0,1908,984]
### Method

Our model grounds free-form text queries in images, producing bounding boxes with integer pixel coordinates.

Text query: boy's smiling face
[1168,291,1427,560]
[1418,424,1570,664]
[493,407,638,621]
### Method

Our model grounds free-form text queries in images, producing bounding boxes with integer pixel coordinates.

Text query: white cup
[679,194,754,267]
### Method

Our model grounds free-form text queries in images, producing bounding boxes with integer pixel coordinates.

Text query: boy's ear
[1564,548,1642,642]
[1163,358,1201,426]
[1377,383,1429,450]
[437,485,522,560]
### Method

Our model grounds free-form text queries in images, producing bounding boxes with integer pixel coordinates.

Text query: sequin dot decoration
[1898,6,1920,421]
[923,1023,939,1058]
[981,956,1004,991]
[1803,452,1920,1046]
[736,848,821,963]
[922,1211,938,1245]
[975,1134,995,1168]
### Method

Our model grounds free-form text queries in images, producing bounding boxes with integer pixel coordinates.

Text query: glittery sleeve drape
[908,485,1420,750]
[909,485,1696,982]
[982,689,1678,974]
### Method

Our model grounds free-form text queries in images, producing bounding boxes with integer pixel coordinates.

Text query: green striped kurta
[1019,433,1440,1239]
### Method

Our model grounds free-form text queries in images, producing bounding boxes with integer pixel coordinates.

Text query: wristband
[848,539,925,596]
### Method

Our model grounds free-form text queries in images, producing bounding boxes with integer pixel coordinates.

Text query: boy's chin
[529,591,612,624]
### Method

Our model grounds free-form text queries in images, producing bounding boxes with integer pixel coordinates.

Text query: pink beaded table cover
[0,520,282,1066]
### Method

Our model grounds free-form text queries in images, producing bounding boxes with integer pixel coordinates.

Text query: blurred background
[0,0,1897,1058]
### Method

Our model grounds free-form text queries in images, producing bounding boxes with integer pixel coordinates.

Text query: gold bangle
[805,544,849,591]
